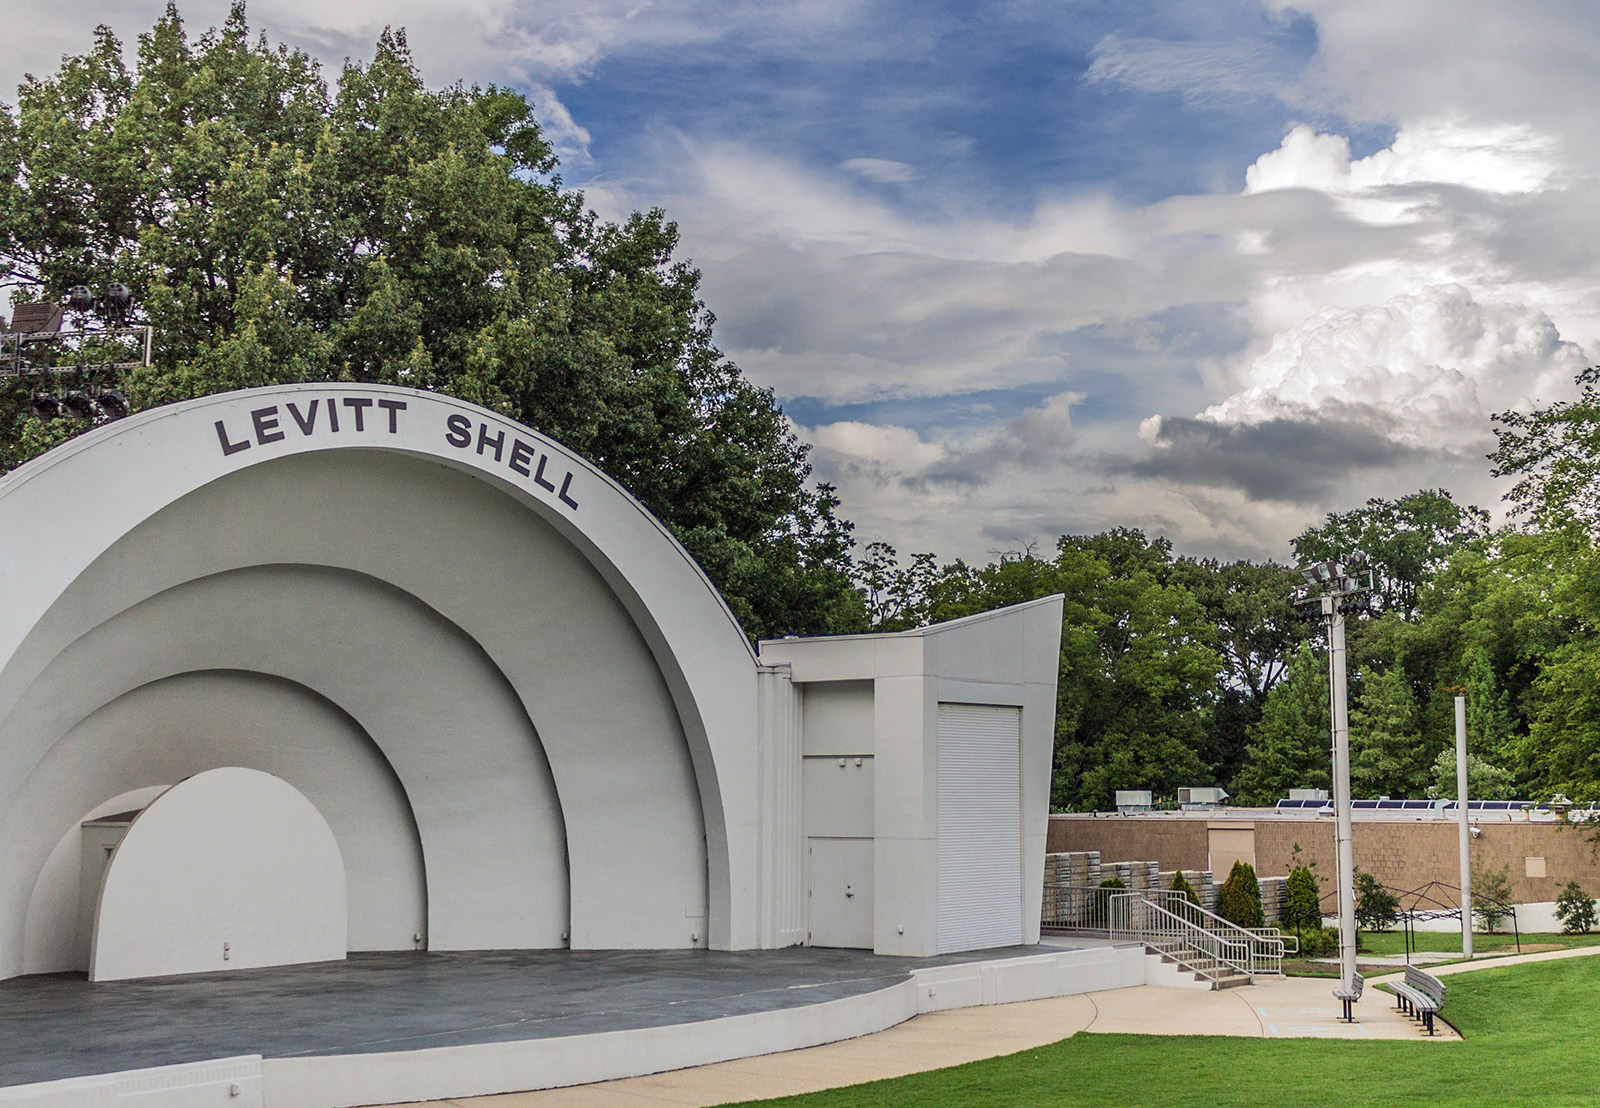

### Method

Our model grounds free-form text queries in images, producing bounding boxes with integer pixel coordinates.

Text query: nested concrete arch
[19,670,427,976]
[1,561,572,977]
[0,385,762,981]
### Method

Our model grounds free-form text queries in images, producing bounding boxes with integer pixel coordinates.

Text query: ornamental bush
[1095,876,1127,927]
[1170,871,1199,905]
[1217,860,1264,929]
[1300,925,1340,958]
[1284,865,1324,936]
[1473,865,1516,932]
[1354,868,1400,932]
[1555,881,1598,934]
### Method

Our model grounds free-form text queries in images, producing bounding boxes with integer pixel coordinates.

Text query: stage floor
[0,945,1066,1088]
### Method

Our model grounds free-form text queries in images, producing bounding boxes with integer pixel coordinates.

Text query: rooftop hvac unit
[1288,787,1330,801]
[1114,789,1153,813]
[1178,787,1229,809]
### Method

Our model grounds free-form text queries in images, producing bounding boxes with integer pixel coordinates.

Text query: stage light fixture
[29,393,59,418]
[63,390,95,419]
[103,283,134,320]
[96,389,129,419]
[67,285,95,312]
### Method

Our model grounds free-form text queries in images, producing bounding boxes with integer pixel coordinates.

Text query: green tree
[1232,644,1330,805]
[1555,882,1597,934]
[0,6,865,640]
[1354,869,1399,932]
[1350,665,1429,798]
[1169,558,1307,784]
[1427,747,1516,801]
[1491,364,1600,529]
[1216,860,1264,929]
[1473,865,1515,932]
[1169,871,1199,905]
[1292,489,1490,619]
[1284,865,1323,938]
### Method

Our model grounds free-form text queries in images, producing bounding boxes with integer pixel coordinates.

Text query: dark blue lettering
[251,406,285,445]
[286,399,319,435]
[343,397,373,431]
[215,420,251,457]
[533,453,557,492]
[377,398,407,433]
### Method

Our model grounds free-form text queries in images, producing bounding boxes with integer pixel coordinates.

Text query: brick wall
[1047,816,1209,870]
[1049,814,1600,903]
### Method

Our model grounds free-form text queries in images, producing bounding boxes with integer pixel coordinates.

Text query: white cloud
[1085,33,1298,105]
[1203,283,1583,442]
[1245,121,1561,212]
[838,158,919,184]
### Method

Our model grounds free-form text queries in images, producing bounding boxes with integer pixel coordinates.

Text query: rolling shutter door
[936,703,1023,953]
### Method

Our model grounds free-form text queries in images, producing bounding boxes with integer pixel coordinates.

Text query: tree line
[8,8,1600,812]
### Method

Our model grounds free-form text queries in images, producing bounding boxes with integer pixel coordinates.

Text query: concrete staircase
[1143,943,1253,991]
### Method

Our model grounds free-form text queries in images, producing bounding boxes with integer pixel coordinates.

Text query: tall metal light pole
[1456,695,1473,959]
[1296,555,1373,1002]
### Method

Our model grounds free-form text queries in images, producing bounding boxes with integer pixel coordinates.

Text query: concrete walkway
[374,971,1460,1108]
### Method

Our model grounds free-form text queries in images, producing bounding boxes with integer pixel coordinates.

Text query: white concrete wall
[0,386,765,979]
[760,597,1065,957]
[92,769,346,980]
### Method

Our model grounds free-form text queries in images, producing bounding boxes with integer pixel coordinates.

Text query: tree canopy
[0,4,865,640]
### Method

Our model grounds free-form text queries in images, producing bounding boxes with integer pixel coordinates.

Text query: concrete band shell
[0,385,761,979]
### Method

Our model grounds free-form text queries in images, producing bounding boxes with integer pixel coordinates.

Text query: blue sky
[7,0,1599,561]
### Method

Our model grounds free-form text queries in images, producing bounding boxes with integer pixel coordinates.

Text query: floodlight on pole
[1294,556,1373,1011]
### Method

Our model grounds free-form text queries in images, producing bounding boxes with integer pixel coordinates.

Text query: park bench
[1392,965,1446,1035]
[1332,971,1363,1022]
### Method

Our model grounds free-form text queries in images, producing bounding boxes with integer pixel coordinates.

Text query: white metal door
[936,703,1023,952]
[807,838,874,948]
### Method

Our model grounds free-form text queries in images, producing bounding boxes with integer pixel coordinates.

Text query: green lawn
[1356,930,1600,958]
[729,955,1600,1108]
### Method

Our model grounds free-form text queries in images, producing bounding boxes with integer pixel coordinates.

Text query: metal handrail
[1107,889,1288,978]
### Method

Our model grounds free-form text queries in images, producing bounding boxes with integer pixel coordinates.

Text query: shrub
[1284,865,1323,936]
[1170,871,1199,905]
[1299,925,1340,957]
[1473,865,1515,932]
[1095,876,1126,925]
[1354,869,1400,932]
[1217,861,1264,929]
[1555,881,1597,934]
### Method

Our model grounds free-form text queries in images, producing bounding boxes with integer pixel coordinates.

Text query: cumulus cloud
[1206,284,1583,433]
[1133,284,1586,509]
[1246,121,1560,198]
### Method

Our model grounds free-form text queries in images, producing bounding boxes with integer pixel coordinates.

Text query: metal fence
[1045,884,1290,980]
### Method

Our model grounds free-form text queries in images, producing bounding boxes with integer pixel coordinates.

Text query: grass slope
[731,956,1600,1108]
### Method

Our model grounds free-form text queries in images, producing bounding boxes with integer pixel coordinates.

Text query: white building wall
[759,596,1064,957]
